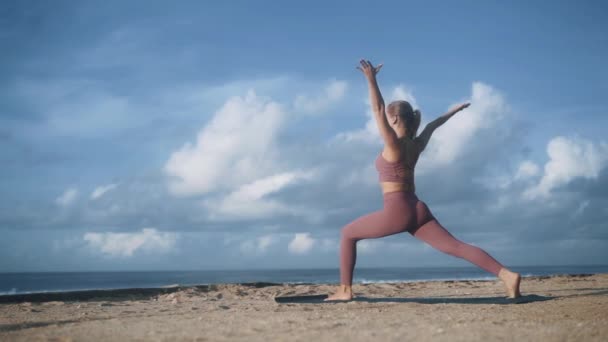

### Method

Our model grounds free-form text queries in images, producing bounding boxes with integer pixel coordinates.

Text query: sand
[1,273,607,341]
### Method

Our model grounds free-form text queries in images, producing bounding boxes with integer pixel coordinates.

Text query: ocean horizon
[2,264,607,296]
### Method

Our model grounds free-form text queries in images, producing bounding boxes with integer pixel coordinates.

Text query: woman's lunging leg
[340,209,406,285]
[326,193,417,302]
[412,219,503,275]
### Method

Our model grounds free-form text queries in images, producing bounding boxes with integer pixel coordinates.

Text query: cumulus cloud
[83,228,177,257]
[524,136,608,199]
[223,171,313,202]
[293,79,348,114]
[514,161,540,181]
[421,82,508,169]
[55,188,78,206]
[90,184,118,200]
[203,171,316,220]
[164,90,285,196]
[481,160,542,191]
[164,89,323,222]
[288,233,315,254]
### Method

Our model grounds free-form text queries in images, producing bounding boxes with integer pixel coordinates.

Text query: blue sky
[1,0,607,272]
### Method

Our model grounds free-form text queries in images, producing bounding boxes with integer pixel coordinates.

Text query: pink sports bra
[375,152,416,191]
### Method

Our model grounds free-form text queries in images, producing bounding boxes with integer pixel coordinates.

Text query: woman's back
[376,138,422,193]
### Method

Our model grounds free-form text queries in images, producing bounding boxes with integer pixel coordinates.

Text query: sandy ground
[1,273,607,341]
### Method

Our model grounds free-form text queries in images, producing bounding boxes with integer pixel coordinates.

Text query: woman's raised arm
[357,60,399,150]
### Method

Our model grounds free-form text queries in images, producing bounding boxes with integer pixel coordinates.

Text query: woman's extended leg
[412,219,502,274]
[411,217,521,297]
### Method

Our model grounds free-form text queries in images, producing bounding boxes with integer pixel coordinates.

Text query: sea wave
[0,288,17,295]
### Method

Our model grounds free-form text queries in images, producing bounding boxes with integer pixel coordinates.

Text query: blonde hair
[387,100,421,139]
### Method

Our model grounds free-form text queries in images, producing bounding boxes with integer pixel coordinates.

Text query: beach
[1,273,607,341]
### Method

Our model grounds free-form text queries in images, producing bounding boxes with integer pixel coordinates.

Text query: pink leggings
[340,191,503,285]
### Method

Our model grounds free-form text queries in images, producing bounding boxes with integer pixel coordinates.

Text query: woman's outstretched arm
[415,102,470,152]
[357,60,399,149]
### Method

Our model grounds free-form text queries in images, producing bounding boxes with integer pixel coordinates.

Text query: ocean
[1,265,607,295]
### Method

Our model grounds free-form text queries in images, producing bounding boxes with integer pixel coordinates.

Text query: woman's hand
[450,102,471,113]
[356,59,383,79]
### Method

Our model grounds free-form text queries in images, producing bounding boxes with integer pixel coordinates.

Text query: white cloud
[55,188,78,206]
[327,80,348,101]
[83,228,177,257]
[421,82,507,169]
[472,158,541,192]
[389,84,419,110]
[475,159,542,192]
[164,90,285,196]
[514,160,540,181]
[202,171,317,220]
[165,88,324,221]
[524,136,608,199]
[226,171,312,202]
[293,79,348,114]
[90,184,118,200]
[288,233,315,254]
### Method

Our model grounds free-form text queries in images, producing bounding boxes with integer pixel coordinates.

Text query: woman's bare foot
[324,285,353,301]
[498,268,521,298]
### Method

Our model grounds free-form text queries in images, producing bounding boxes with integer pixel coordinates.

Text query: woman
[326,60,521,301]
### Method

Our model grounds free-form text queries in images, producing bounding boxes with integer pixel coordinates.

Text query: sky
[1,0,607,272]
